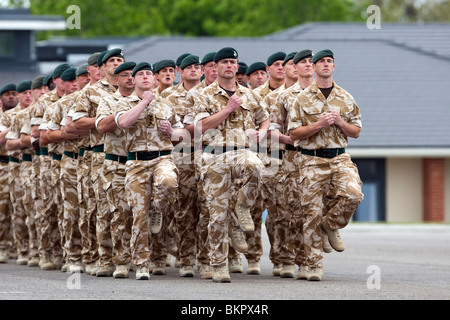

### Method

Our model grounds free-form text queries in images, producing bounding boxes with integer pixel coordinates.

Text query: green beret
[154,59,176,73]
[97,50,107,66]
[43,74,53,87]
[52,63,71,79]
[237,62,248,74]
[176,53,191,67]
[0,83,16,95]
[31,75,46,89]
[180,55,201,70]
[246,62,266,76]
[293,49,313,64]
[214,47,238,62]
[76,64,88,77]
[201,52,217,65]
[312,49,334,64]
[114,61,137,75]
[61,68,77,81]
[87,52,100,66]
[102,48,125,64]
[267,52,286,66]
[132,62,153,77]
[16,80,32,93]
[283,52,297,66]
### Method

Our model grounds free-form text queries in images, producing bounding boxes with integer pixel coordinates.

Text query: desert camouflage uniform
[115,92,181,268]
[0,110,13,256]
[193,80,269,267]
[95,90,132,267]
[288,81,364,269]
[268,82,304,268]
[1,105,29,260]
[73,79,117,268]
[33,89,64,264]
[167,82,200,267]
[48,91,86,265]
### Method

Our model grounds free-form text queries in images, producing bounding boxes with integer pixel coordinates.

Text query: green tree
[9,0,368,39]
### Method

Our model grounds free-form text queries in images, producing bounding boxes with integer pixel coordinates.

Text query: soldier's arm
[20,133,31,148]
[0,128,10,146]
[96,114,117,134]
[198,95,240,133]
[5,138,21,151]
[117,92,153,129]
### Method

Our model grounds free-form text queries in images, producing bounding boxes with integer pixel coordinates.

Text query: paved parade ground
[1,223,449,305]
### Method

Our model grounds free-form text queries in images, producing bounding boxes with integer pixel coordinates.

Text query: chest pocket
[301,105,323,125]
[226,105,252,130]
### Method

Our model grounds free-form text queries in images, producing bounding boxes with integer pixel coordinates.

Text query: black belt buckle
[128,150,171,161]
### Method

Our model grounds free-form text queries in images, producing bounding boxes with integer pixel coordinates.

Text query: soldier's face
[87,64,101,82]
[77,73,90,90]
[267,60,285,81]
[32,86,47,101]
[54,77,65,93]
[217,59,238,80]
[64,79,79,95]
[296,58,314,78]
[313,57,335,78]
[1,90,18,109]
[105,57,125,76]
[202,61,217,85]
[133,70,154,91]
[236,73,247,87]
[181,64,202,82]
[116,70,134,90]
[247,70,268,89]
[284,60,298,81]
[156,67,175,86]
[19,89,33,107]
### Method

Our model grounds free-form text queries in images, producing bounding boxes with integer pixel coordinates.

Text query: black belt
[64,151,78,159]
[128,150,171,161]
[105,153,127,164]
[0,155,9,164]
[35,149,41,156]
[9,156,20,163]
[286,144,300,152]
[301,148,345,158]
[93,144,104,153]
[22,153,33,162]
[40,147,49,156]
[203,145,247,154]
[78,146,93,157]
[52,153,62,161]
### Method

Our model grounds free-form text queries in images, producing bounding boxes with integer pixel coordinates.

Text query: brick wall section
[423,158,445,222]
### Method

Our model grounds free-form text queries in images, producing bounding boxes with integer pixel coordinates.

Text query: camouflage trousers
[92,151,113,267]
[125,155,178,268]
[101,158,132,266]
[200,149,264,267]
[31,156,43,257]
[38,155,63,261]
[0,162,12,251]
[299,153,363,268]
[60,154,82,263]
[173,151,200,267]
[266,150,299,266]
[21,160,40,259]
[77,150,98,265]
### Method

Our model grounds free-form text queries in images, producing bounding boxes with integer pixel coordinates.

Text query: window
[352,158,386,222]
[0,31,14,58]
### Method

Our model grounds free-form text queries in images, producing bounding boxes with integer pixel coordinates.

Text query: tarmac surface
[0,223,449,305]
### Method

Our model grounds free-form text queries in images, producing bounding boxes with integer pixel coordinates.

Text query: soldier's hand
[160,120,173,137]
[329,109,344,126]
[317,112,335,129]
[142,91,155,105]
[225,95,241,113]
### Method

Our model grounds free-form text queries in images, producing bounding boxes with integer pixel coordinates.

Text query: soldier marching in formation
[0,47,363,282]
